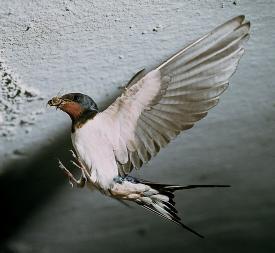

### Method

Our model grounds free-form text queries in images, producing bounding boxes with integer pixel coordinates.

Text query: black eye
[73,95,79,101]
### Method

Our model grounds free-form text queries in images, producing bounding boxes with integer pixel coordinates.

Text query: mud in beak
[47,96,64,108]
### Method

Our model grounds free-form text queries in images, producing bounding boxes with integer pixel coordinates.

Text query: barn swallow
[48,16,250,238]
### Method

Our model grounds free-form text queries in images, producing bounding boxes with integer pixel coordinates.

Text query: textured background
[1,0,275,252]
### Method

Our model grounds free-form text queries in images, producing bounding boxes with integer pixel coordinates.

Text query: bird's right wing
[100,15,250,176]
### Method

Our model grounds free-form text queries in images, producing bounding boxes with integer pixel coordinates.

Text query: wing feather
[101,16,250,175]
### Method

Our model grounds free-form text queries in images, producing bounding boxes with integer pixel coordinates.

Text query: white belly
[71,115,118,190]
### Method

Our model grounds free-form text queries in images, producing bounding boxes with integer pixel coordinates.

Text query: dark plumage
[61,93,98,112]
[48,93,98,131]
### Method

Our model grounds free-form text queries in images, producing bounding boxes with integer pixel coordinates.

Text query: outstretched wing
[102,15,250,176]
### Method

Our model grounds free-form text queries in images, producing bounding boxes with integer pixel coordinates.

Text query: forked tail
[135,179,230,238]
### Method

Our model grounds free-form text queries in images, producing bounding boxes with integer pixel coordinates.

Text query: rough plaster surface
[0,59,44,139]
[0,0,275,252]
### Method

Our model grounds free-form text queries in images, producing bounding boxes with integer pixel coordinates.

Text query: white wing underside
[99,15,250,176]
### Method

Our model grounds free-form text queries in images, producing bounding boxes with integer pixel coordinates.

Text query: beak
[47,96,64,108]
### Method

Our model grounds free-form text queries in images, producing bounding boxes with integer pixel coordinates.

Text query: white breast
[71,113,119,190]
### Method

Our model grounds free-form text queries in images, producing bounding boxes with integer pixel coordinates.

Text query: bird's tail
[135,179,230,238]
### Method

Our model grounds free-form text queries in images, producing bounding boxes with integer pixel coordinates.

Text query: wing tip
[244,21,251,31]
[237,14,245,23]
[231,14,246,25]
[220,15,250,34]
[237,16,251,32]
[216,15,245,31]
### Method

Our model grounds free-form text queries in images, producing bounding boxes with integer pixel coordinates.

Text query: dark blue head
[48,93,98,125]
[61,93,98,112]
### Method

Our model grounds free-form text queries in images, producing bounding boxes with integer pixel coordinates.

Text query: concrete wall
[1,0,275,252]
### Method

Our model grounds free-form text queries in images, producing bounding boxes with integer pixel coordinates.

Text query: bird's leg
[69,149,91,178]
[58,159,86,188]
[70,160,87,185]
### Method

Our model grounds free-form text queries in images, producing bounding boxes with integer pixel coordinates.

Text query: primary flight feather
[48,16,250,238]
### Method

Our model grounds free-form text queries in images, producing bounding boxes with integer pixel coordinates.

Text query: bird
[48,15,250,238]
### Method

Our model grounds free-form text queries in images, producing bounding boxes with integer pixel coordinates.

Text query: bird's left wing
[101,16,250,176]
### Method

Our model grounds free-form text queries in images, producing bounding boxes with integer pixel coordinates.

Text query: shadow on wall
[0,133,71,243]
[0,93,120,246]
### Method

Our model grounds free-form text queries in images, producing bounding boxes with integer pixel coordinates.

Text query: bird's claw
[58,159,85,188]
[69,149,78,159]
[69,150,90,176]
[58,159,76,187]
[69,179,74,188]
[70,160,82,170]
[58,151,89,188]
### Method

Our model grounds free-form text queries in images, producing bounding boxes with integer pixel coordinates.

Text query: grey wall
[1,0,275,252]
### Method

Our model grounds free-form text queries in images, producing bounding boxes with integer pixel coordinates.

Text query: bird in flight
[48,16,250,238]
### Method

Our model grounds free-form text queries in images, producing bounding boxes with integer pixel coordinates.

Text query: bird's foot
[69,149,90,178]
[69,149,78,159]
[58,159,86,188]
